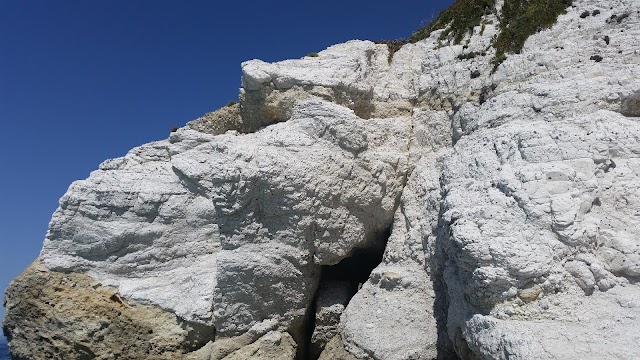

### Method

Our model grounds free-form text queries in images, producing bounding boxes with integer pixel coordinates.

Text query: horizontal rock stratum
[4,0,640,359]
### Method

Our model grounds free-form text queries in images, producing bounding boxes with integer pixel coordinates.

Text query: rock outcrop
[3,261,213,359]
[4,0,640,359]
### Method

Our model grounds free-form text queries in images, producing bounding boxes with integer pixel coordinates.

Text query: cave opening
[303,227,391,360]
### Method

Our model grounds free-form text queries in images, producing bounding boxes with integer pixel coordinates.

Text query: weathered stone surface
[310,281,352,358]
[5,0,640,359]
[441,110,640,359]
[431,0,640,356]
[461,287,640,359]
[221,331,296,360]
[186,319,277,360]
[3,261,212,360]
[172,98,415,344]
[187,103,242,135]
[39,138,220,326]
[27,95,418,357]
[318,334,369,360]
[340,152,450,360]
[240,41,388,128]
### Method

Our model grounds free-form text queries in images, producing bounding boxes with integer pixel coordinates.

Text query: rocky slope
[4,0,640,359]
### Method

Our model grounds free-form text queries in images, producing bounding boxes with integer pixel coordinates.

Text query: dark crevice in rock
[302,289,320,360]
[479,83,497,105]
[179,318,216,353]
[430,198,461,360]
[172,166,210,198]
[450,105,464,146]
[304,227,391,360]
[322,230,390,286]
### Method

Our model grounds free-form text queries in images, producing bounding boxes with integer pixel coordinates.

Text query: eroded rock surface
[441,111,640,359]
[221,331,297,360]
[39,138,220,326]
[309,281,352,359]
[188,103,242,135]
[340,121,452,359]
[4,0,640,359]
[318,334,369,360]
[173,98,416,345]
[3,261,213,360]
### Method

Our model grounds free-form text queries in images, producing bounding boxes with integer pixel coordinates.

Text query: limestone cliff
[4,0,640,359]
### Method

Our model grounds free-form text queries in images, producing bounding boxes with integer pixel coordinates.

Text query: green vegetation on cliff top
[494,0,573,65]
[411,0,494,44]
[380,0,573,67]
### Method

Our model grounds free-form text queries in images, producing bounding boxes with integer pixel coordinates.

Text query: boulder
[3,261,213,359]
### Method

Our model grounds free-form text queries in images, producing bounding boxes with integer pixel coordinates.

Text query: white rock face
[239,41,391,129]
[237,0,640,357]
[40,139,220,325]
[436,0,640,357]
[172,98,415,341]
[442,111,640,358]
[38,97,418,344]
[20,0,640,359]
[462,287,640,359]
[340,112,453,359]
[242,41,386,92]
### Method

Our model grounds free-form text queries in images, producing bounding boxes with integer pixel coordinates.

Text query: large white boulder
[172,98,415,341]
[40,139,220,325]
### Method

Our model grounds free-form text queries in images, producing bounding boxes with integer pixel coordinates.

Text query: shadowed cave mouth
[304,227,391,359]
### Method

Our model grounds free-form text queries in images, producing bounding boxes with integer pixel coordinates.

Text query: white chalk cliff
[4,0,640,359]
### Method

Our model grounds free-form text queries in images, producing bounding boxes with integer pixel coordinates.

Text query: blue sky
[0,0,453,322]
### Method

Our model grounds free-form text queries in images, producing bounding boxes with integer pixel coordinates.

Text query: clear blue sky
[0,0,453,323]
